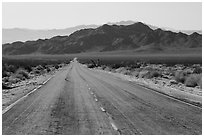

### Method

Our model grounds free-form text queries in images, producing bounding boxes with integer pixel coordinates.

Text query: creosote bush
[36,65,44,70]
[46,67,51,72]
[193,67,202,74]
[139,70,161,79]
[150,70,161,78]
[174,71,187,83]
[55,64,59,69]
[185,74,202,88]
[15,68,29,79]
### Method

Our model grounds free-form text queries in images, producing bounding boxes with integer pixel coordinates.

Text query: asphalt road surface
[2,61,202,135]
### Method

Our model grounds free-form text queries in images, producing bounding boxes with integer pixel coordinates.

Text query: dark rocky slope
[2,22,202,55]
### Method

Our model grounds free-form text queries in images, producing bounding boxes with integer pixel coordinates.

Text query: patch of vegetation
[193,66,202,74]
[14,68,30,80]
[2,56,70,89]
[174,71,188,84]
[138,70,161,79]
[83,57,202,89]
[46,67,51,72]
[185,74,202,88]
[149,70,161,78]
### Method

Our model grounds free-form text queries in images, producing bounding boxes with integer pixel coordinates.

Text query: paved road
[2,61,202,135]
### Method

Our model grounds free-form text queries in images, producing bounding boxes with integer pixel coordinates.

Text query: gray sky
[2,2,202,30]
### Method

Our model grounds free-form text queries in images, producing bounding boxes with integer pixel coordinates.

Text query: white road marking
[4,90,43,132]
[100,107,106,112]
[43,81,47,85]
[110,122,118,131]
[43,80,48,84]
[139,85,202,110]
[37,85,42,89]
[43,77,52,85]
[2,87,37,114]
[2,76,53,114]
[95,98,98,102]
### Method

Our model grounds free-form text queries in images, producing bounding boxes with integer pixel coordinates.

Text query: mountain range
[3,21,201,44]
[2,25,98,44]
[2,22,202,55]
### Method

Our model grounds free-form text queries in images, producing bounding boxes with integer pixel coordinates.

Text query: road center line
[100,107,106,112]
[110,122,119,131]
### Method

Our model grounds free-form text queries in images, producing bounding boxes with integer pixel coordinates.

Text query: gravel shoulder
[94,67,202,107]
[2,68,64,111]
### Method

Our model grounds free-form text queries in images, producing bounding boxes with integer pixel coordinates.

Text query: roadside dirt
[94,68,202,107]
[2,68,63,110]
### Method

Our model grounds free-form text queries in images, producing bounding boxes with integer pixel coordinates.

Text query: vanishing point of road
[2,61,202,135]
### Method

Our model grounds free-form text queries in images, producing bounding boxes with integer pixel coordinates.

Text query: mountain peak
[191,32,200,36]
[101,24,111,28]
[127,22,153,33]
[97,24,116,33]
[2,22,202,55]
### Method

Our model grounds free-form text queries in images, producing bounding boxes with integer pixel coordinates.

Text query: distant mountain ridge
[108,21,202,35]
[3,20,202,44]
[2,25,98,44]
[2,22,202,55]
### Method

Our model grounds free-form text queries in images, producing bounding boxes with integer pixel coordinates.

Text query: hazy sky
[2,2,202,30]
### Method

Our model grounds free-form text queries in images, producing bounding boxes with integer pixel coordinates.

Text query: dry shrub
[15,68,29,80]
[55,64,59,69]
[174,71,187,83]
[193,67,202,74]
[150,71,161,78]
[185,74,202,88]
[87,64,95,68]
[9,76,21,83]
[131,71,140,77]
[118,68,131,75]
[115,67,125,73]
[139,70,161,79]
[104,67,111,71]
[33,69,41,74]
[46,67,51,72]
[35,65,44,70]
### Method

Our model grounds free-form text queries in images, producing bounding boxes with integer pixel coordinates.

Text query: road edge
[2,76,53,115]
[92,68,202,109]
